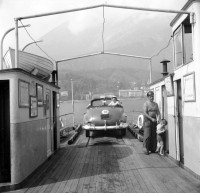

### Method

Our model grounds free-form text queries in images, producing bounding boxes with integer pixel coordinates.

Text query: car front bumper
[82,122,128,130]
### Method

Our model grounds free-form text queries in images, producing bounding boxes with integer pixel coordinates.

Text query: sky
[0,0,188,63]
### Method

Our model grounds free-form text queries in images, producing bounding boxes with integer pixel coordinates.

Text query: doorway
[0,80,11,182]
[177,79,184,164]
[53,91,57,151]
[162,85,169,153]
[46,89,53,157]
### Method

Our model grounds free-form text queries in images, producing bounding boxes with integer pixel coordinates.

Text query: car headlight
[89,117,95,122]
[83,124,91,130]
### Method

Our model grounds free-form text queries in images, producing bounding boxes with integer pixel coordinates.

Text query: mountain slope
[58,67,161,99]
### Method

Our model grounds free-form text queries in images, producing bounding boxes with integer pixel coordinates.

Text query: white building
[150,0,200,179]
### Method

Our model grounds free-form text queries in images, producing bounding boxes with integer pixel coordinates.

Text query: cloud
[67,9,101,35]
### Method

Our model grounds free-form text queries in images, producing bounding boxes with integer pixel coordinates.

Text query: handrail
[59,113,73,117]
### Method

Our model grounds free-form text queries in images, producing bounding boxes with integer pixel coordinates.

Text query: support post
[71,79,75,127]
[56,61,59,86]
[0,24,30,70]
[149,59,152,84]
[15,19,19,68]
[0,27,14,70]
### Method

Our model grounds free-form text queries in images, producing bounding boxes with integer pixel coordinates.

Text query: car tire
[86,130,90,137]
[121,129,126,136]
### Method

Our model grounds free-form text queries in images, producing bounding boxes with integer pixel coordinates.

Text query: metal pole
[104,51,150,59]
[56,61,59,86]
[57,52,102,63]
[15,19,19,68]
[15,4,191,21]
[71,79,75,127]
[22,40,43,51]
[149,59,152,84]
[0,24,30,70]
[104,4,192,15]
[16,5,103,20]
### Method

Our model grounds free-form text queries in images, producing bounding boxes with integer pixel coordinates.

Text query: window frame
[173,16,193,69]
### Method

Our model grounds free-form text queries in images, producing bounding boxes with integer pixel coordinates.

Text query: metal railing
[125,110,143,125]
[59,113,74,137]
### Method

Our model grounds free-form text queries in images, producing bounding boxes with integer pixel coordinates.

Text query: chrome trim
[82,122,128,130]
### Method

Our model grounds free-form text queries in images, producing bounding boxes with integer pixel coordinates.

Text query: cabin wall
[151,64,200,177]
[0,71,60,184]
[10,120,47,184]
[172,2,200,176]
[150,1,200,177]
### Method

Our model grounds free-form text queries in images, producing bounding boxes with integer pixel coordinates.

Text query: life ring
[137,114,144,129]
[59,117,64,128]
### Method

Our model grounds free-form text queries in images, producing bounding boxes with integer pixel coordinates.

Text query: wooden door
[177,79,184,163]
[162,85,169,153]
[53,91,57,151]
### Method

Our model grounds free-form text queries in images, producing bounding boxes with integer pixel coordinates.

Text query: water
[59,98,146,126]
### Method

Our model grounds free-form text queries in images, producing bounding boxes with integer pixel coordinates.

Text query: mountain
[58,67,161,100]
[27,11,174,92]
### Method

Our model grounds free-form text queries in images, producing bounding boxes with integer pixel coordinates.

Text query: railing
[125,110,143,125]
[59,113,74,137]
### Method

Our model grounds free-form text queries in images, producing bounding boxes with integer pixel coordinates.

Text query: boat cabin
[0,49,60,185]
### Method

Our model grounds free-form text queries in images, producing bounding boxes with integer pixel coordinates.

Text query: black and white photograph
[0,0,200,192]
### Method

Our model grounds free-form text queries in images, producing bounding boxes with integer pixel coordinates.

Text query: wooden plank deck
[1,130,200,193]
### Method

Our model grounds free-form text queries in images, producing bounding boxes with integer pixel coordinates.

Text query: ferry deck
[1,129,199,193]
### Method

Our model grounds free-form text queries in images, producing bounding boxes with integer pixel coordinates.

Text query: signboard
[19,79,29,107]
[184,72,196,102]
[164,75,174,96]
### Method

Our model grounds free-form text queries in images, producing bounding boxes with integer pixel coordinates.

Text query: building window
[173,16,193,68]
[174,26,183,67]
[184,23,193,64]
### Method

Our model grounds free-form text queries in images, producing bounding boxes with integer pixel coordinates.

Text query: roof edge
[170,0,199,27]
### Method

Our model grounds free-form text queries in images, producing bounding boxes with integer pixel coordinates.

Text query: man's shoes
[143,149,150,155]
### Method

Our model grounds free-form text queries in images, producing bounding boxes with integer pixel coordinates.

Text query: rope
[150,37,173,59]
[19,20,56,62]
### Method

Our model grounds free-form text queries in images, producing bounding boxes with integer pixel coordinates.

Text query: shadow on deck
[1,130,200,193]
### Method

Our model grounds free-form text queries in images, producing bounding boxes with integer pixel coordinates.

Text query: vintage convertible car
[82,96,128,137]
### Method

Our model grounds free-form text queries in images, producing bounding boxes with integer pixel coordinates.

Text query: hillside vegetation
[58,67,161,100]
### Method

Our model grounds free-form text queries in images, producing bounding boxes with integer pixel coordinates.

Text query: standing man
[143,91,161,155]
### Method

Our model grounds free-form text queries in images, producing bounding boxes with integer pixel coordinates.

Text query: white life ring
[59,117,64,128]
[137,114,144,129]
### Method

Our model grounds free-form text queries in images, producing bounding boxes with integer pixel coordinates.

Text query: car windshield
[90,98,122,108]
[91,99,112,107]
